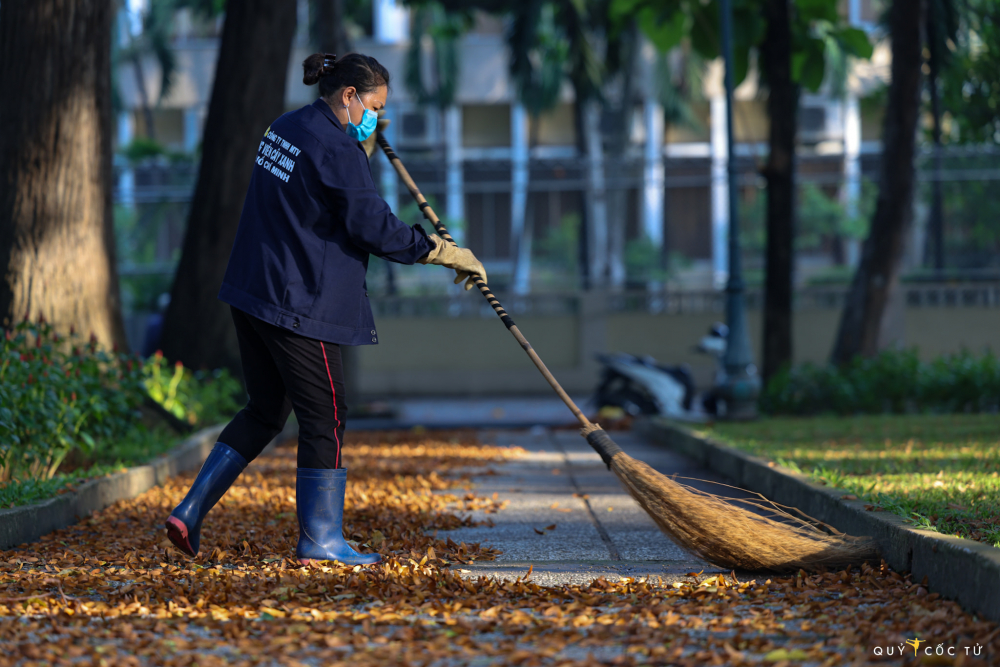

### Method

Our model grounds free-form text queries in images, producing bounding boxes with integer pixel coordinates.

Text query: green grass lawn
[702,414,1000,548]
[0,426,182,510]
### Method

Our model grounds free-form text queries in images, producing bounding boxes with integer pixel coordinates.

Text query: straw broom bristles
[582,425,879,573]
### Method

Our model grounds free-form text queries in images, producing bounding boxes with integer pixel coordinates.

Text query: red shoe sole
[165,516,196,557]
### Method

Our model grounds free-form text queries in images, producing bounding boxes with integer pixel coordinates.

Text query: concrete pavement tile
[451,560,730,587]
[582,492,690,561]
[442,491,610,561]
[436,444,611,561]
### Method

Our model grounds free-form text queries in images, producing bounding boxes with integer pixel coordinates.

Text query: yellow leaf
[479,605,501,620]
[765,648,809,662]
[259,607,286,618]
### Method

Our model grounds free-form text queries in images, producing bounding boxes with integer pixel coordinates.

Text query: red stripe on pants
[320,342,342,468]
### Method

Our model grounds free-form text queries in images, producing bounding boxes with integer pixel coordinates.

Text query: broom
[375,130,878,573]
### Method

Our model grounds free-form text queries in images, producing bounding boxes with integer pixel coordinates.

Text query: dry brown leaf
[0,429,993,667]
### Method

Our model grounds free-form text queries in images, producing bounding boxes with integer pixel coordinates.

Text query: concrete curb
[0,418,298,551]
[634,416,1000,623]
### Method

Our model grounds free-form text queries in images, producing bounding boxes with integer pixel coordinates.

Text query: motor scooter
[593,323,729,420]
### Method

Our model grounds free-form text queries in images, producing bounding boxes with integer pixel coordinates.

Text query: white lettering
[256,134,298,181]
[267,164,289,182]
[277,154,295,173]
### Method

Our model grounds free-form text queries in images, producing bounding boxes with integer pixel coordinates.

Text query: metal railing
[903,282,1000,308]
[366,282,1000,319]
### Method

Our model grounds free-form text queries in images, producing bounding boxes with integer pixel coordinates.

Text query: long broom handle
[376,132,592,429]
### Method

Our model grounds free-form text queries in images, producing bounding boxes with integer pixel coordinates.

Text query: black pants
[219,307,347,469]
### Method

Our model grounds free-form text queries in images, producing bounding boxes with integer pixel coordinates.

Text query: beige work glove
[418,234,488,290]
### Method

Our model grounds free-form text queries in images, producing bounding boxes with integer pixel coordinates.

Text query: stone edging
[633,416,1000,623]
[0,418,298,551]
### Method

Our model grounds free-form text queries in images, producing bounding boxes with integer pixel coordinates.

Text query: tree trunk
[0,0,126,348]
[830,0,924,365]
[159,0,297,374]
[575,99,609,289]
[605,25,639,291]
[925,7,945,273]
[130,50,157,141]
[760,0,799,382]
[312,0,351,55]
[573,100,593,290]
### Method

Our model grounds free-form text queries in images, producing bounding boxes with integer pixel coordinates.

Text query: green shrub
[535,213,580,274]
[143,352,243,426]
[121,137,167,163]
[0,321,243,487]
[0,321,145,481]
[760,348,1000,415]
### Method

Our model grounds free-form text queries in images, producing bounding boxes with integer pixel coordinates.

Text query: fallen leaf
[764,648,809,661]
[0,428,994,667]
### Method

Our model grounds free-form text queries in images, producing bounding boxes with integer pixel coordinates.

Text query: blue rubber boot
[296,468,381,566]
[165,443,247,557]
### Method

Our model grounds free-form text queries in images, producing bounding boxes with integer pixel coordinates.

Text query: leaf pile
[0,430,998,666]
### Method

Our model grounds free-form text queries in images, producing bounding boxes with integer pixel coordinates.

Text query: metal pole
[717,0,761,419]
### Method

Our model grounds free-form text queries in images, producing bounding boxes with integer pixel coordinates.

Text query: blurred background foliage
[761,347,1000,416]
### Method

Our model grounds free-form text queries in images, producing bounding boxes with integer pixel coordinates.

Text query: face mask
[343,95,378,142]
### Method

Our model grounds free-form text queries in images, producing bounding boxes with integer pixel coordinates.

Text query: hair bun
[302,52,336,86]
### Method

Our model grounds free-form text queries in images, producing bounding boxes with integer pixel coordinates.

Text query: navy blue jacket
[219,99,433,345]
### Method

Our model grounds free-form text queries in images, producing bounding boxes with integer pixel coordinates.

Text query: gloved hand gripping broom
[376,130,878,573]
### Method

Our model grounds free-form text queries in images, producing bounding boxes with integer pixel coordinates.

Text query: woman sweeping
[164,53,486,566]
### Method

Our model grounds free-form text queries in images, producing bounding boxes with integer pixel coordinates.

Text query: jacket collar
[313,98,344,130]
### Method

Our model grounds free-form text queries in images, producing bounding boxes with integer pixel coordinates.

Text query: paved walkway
[443,428,756,586]
[350,396,593,430]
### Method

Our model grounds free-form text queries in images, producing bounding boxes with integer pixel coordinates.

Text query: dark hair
[302,52,390,99]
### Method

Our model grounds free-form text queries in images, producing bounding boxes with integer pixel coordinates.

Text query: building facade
[115,0,892,293]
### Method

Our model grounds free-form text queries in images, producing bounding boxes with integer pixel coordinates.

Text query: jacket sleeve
[319,145,434,264]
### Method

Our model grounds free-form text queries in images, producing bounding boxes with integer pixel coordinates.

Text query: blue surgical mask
[344,96,378,142]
